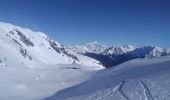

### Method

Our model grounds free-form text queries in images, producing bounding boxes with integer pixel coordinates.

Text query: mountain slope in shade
[130,46,170,57]
[45,56,170,100]
[71,43,170,67]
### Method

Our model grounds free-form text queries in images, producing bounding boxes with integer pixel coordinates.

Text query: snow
[0,22,103,68]
[65,48,103,69]
[45,57,170,100]
[101,45,136,56]
[68,41,106,54]
[130,46,170,58]
[1,22,170,100]
[0,22,104,100]
[0,62,100,100]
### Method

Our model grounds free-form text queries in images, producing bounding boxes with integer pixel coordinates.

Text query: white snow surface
[101,45,136,56]
[0,62,99,100]
[0,22,104,100]
[0,22,103,68]
[45,56,170,100]
[1,22,170,100]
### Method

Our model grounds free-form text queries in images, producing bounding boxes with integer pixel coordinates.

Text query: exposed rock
[15,30,34,47]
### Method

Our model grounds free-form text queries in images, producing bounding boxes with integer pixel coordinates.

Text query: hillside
[46,57,170,100]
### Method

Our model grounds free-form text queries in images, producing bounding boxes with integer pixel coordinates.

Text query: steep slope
[45,56,170,100]
[0,22,103,68]
[0,22,104,100]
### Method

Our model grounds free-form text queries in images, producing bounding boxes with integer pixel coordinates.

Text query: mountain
[0,22,104,100]
[71,43,170,67]
[0,22,103,68]
[101,45,170,58]
[1,22,170,100]
[68,41,106,54]
[85,42,106,53]
[130,46,170,57]
[45,56,170,100]
[101,45,136,56]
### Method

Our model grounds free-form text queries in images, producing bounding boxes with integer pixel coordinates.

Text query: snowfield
[0,22,103,100]
[0,63,100,100]
[1,22,170,100]
[45,57,170,100]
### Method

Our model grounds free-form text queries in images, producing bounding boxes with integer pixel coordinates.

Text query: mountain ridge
[0,22,103,69]
[70,42,170,67]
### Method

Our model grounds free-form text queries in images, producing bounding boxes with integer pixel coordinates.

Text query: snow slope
[0,62,100,100]
[1,21,170,100]
[0,22,103,68]
[45,56,170,100]
[0,22,104,100]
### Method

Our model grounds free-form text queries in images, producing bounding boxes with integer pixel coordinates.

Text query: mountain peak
[68,41,106,54]
[85,41,102,46]
[85,41,106,52]
[101,44,136,56]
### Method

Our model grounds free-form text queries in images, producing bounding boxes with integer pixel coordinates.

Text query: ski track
[95,79,155,100]
[117,80,130,100]
[95,80,130,100]
[95,90,113,100]
[95,83,121,100]
[139,81,154,100]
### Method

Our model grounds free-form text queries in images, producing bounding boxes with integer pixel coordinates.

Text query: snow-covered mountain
[1,22,170,100]
[45,56,170,100]
[0,22,104,100]
[85,42,106,53]
[0,22,103,68]
[71,43,170,67]
[68,41,106,54]
[130,46,170,57]
[101,44,136,56]
[101,45,170,58]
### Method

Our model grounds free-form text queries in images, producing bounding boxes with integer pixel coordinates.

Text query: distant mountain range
[1,22,170,100]
[69,42,170,67]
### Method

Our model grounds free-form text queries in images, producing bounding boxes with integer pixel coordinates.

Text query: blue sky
[0,0,170,47]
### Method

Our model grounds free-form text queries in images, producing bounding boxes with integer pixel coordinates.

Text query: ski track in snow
[95,79,156,100]
[94,90,113,100]
[139,81,154,100]
[117,80,130,100]
[95,80,130,100]
[94,82,123,100]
